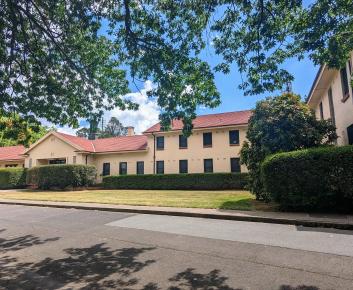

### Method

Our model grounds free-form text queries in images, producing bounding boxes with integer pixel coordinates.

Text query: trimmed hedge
[0,168,27,189]
[27,164,97,190]
[103,173,249,190]
[262,146,353,212]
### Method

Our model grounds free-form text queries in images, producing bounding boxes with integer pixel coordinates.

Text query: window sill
[156,148,164,151]
[203,145,212,148]
[341,93,350,103]
[230,143,240,146]
[179,147,188,149]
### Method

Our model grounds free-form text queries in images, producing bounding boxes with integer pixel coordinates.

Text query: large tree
[76,117,127,139]
[240,93,337,200]
[100,117,127,138]
[0,111,49,147]
[2,1,352,134]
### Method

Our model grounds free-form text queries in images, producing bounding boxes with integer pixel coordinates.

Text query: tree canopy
[0,111,49,147]
[76,117,127,139]
[1,0,352,133]
[240,93,337,200]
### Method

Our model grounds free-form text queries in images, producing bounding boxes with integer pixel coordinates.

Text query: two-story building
[307,52,353,145]
[0,110,251,182]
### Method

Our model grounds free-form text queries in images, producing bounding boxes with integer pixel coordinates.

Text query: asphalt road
[1,204,353,290]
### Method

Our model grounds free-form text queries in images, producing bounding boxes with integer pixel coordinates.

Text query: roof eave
[307,65,325,105]
[143,123,249,134]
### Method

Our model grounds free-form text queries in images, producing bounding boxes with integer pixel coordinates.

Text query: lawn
[0,189,272,211]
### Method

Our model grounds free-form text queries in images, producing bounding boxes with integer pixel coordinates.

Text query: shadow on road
[0,231,321,290]
[296,225,353,235]
[0,230,60,253]
[168,268,241,290]
[280,285,319,290]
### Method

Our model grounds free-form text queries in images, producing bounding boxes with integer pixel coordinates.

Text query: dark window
[5,164,17,168]
[328,87,336,126]
[103,163,110,176]
[348,124,353,145]
[203,159,213,173]
[119,162,127,175]
[230,158,241,173]
[136,161,144,174]
[179,135,188,148]
[340,66,350,100]
[156,161,164,174]
[319,102,324,120]
[203,132,212,147]
[229,130,240,145]
[156,136,164,150]
[49,159,66,164]
[179,160,188,173]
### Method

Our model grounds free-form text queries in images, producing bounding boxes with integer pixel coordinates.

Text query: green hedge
[0,168,27,189]
[27,164,97,190]
[103,173,248,190]
[262,146,353,211]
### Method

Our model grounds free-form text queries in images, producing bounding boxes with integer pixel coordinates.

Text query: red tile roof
[0,145,25,161]
[56,132,147,153]
[57,132,95,152]
[144,110,252,133]
[92,135,147,153]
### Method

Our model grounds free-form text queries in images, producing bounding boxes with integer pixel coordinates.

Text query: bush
[262,146,353,212]
[103,173,248,190]
[0,168,27,189]
[27,164,97,190]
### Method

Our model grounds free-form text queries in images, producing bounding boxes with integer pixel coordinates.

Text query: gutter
[152,132,156,174]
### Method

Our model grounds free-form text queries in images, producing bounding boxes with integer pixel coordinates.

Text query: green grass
[0,189,274,211]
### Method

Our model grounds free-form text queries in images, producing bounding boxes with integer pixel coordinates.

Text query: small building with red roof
[0,145,25,168]
[16,110,251,181]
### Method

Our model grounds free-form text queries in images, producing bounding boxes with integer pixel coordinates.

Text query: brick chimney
[127,126,135,136]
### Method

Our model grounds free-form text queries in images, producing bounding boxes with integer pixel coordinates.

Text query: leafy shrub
[0,168,27,189]
[103,173,248,190]
[262,146,353,212]
[241,93,337,200]
[27,165,97,190]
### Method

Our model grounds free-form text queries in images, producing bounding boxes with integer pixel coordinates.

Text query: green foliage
[0,111,49,147]
[2,1,352,134]
[240,93,337,200]
[26,165,96,190]
[103,173,248,190]
[0,168,26,189]
[262,146,353,212]
[77,117,127,139]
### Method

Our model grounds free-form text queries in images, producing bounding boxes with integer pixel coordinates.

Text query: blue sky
[63,9,319,134]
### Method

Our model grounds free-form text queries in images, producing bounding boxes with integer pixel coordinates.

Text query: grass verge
[0,189,275,211]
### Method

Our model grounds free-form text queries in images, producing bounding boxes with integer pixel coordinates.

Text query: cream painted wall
[149,125,248,174]
[24,135,86,167]
[23,126,248,182]
[93,151,152,182]
[313,53,353,145]
[0,161,24,168]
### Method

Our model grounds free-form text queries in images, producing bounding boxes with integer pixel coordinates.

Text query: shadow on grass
[219,199,254,211]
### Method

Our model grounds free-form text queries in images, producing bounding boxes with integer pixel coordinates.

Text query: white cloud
[104,80,160,134]
[40,80,160,136]
[57,126,79,135]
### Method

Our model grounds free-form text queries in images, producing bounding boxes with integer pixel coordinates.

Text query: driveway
[1,204,353,289]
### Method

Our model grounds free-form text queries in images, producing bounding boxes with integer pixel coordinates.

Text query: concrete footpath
[1,198,353,230]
